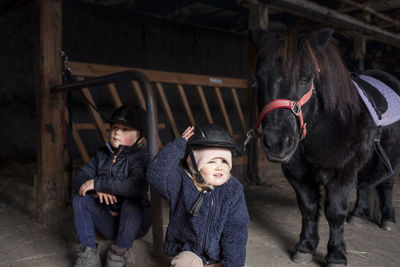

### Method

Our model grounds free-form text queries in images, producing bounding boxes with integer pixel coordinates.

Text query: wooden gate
[67,61,251,166]
[59,61,251,255]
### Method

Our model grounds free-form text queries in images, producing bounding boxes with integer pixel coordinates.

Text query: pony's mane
[262,28,360,114]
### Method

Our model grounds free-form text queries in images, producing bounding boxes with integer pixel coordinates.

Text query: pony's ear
[312,28,334,54]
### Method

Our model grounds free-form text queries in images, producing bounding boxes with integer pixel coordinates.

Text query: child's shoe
[74,245,101,267]
[106,244,129,267]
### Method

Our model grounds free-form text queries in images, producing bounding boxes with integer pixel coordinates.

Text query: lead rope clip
[243,129,255,147]
[236,129,256,156]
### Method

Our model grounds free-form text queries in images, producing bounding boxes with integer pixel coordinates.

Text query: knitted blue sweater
[147,138,249,267]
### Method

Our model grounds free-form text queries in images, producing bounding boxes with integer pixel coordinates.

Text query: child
[147,123,249,267]
[72,104,151,267]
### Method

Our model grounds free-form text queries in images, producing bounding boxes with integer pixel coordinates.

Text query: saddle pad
[353,75,400,126]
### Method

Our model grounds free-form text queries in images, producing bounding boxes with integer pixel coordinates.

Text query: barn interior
[0,0,400,266]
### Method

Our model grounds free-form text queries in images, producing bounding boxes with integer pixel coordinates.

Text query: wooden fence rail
[67,61,251,166]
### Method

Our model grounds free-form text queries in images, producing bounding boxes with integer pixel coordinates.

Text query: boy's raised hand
[181,126,195,141]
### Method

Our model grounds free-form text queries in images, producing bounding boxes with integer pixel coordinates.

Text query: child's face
[109,123,141,148]
[199,157,230,186]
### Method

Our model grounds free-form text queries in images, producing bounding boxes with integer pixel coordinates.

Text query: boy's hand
[97,192,118,205]
[79,179,95,196]
[181,126,195,140]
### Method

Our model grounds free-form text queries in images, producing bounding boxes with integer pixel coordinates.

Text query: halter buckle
[291,102,301,116]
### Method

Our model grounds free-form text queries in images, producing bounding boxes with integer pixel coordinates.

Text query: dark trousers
[72,195,143,249]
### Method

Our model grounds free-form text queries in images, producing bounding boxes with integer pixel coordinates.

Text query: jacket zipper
[202,192,214,252]
[108,148,123,177]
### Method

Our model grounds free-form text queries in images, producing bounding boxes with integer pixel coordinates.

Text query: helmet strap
[188,148,210,217]
[188,148,207,185]
[132,132,143,147]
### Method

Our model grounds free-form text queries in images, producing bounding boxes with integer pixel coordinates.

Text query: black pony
[251,27,400,265]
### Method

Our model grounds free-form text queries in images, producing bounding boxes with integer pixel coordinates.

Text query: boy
[72,104,151,267]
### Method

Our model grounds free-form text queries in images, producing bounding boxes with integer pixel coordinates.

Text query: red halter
[254,82,315,140]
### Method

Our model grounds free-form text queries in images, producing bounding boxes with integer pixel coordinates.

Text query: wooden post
[353,33,366,71]
[247,1,269,184]
[353,13,370,71]
[35,0,64,225]
[248,1,269,31]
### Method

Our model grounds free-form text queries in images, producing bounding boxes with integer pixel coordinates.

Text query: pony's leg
[288,178,320,262]
[348,186,369,225]
[376,175,396,230]
[325,182,355,265]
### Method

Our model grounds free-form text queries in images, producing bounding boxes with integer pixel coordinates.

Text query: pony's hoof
[381,221,397,231]
[292,252,313,264]
[347,216,366,226]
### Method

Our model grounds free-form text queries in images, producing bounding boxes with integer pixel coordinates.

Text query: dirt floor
[244,170,400,267]
[0,162,399,267]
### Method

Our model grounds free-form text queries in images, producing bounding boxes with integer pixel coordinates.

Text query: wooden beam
[72,123,91,163]
[131,80,146,110]
[156,83,180,137]
[266,0,400,48]
[196,86,214,123]
[64,110,91,163]
[337,0,400,28]
[353,13,370,71]
[74,123,100,130]
[76,77,109,142]
[248,1,269,30]
[68,61,248,89]
[231,88,247,133]
[177,84,195,126]
[36,0,64,225]
[80,86,109,142]
[339,0,400,13]
[214,87,233,136]
[107,83,123,108]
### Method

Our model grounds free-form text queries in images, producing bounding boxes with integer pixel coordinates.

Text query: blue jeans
[72,195,143,249]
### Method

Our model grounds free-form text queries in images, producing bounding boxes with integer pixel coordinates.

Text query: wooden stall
[57,61,252,255]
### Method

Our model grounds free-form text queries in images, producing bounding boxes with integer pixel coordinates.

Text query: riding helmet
[188,123,237,150]
[109,104,147,135]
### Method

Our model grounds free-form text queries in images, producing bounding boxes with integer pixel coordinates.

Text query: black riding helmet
[188,123,238,150]
[109,104,147,137]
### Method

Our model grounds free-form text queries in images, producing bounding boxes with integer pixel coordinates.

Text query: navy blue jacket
[147,138,249,267]
[74,142,150,212]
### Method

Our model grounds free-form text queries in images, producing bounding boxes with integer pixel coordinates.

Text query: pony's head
[250,27,359,163]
